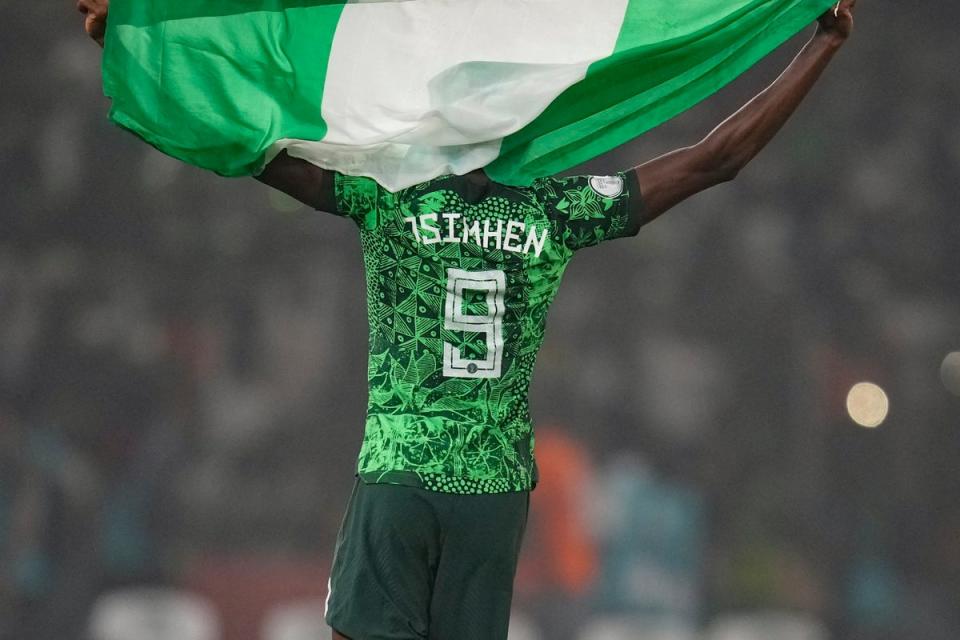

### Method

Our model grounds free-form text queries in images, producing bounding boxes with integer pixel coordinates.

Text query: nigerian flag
[102,0,834,191]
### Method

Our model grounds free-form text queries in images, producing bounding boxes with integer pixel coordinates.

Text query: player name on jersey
[404,213,550,257]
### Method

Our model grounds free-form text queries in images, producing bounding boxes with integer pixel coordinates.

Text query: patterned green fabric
[333,171,644,493]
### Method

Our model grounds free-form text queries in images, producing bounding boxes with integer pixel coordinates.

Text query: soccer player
[77,1,856,639]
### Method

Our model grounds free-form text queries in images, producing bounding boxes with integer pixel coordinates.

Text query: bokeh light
[846,382,890,428]
[940,352,960,397]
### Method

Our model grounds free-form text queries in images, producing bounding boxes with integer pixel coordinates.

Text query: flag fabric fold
[102,0,835,191]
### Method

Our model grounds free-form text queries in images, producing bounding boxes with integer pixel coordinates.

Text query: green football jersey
[332,170,645,493]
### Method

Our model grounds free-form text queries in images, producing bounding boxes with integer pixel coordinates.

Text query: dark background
[2,2,958,639]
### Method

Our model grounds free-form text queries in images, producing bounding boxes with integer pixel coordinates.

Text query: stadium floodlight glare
[940,352,960,397]
[846,382,889,429]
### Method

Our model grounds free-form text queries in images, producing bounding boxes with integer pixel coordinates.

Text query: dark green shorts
[325,480,529,640]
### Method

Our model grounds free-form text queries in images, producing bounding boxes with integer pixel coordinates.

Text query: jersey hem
[358,470,533,495]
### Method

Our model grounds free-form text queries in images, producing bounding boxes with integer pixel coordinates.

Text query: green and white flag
[103,0,834,191]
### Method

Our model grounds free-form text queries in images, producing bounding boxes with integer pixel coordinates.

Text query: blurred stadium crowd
[2,3,959,639]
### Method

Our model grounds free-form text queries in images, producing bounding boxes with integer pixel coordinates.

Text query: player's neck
[464,168,490,184]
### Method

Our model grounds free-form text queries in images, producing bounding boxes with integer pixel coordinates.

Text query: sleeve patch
[588,175,624,199]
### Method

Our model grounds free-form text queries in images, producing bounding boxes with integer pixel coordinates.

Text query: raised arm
[255,151,339,213]
[634,0,856,223]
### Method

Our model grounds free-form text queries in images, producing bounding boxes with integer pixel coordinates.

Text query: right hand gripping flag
[102,0,835,191]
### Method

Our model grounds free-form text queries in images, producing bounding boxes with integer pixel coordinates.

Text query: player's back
[331,169,644,494]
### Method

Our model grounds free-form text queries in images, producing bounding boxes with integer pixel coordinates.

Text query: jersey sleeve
[536,171,646,251]
[332,173,390,230]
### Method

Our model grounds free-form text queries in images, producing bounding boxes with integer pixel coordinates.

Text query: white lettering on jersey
[420,213,441,245]
[482,219,504,251]
[406,214,550,257]
[441,213,462,243]
[503,220,523,253]
[523,226,549,256]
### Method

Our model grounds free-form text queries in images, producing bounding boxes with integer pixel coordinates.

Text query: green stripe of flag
[486,0,835,184]
[103,0,345,177]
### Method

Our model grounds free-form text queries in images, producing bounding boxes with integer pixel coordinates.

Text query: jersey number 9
[443,268,506,379]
